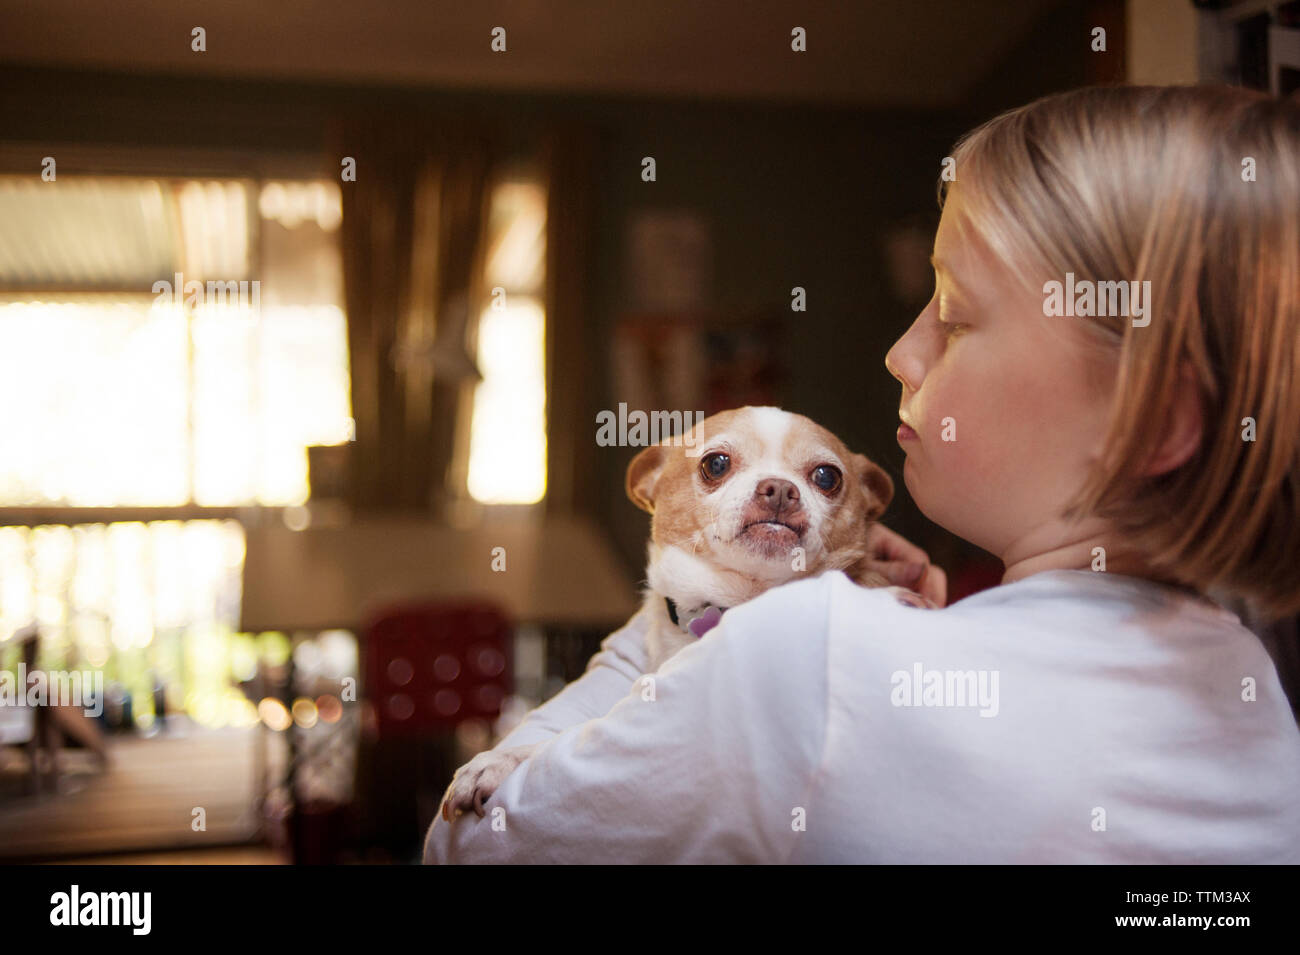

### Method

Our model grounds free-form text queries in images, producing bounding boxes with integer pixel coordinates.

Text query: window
[0,176,352,507]
[465,176,548,505]
[0,174,353,729]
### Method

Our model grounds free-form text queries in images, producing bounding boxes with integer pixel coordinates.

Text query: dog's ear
[850,453,893,522]
[626,445,667,514]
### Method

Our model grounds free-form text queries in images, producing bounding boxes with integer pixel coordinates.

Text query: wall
[1127,0,1199,85]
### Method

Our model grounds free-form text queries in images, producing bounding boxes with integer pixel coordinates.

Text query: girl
[426,85,1300,863]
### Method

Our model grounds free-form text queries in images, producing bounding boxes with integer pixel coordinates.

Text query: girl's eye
[700,452,731,480]
[810,465,842,493]
[936,290,968,336]
[937,306,967,337]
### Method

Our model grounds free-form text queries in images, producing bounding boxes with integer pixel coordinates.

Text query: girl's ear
[626,445,667,513]
[851,453,894,521]
[1141,361,1205,477]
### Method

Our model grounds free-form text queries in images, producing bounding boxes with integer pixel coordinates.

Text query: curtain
[335,112,498,512]
[541,122,607,519]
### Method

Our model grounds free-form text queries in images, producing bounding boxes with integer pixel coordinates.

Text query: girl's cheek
[927,386,1024,488]
[934,428,999,495]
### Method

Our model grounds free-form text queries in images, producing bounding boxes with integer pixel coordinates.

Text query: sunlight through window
[0,175,352,730]
[467,299,547,503]
[466,177,547,505]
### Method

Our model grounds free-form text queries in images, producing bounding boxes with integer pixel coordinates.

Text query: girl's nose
[885,320,925,393]
[886,289,945,393]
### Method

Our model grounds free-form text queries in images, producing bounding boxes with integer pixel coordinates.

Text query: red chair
[362,601,512,738]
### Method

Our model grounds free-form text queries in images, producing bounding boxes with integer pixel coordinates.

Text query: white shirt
[423,568,1300,863]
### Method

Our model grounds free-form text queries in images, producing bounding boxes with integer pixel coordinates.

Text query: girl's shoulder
[826,565,1269,670]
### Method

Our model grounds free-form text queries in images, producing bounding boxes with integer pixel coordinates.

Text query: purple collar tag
[686,606,724,638]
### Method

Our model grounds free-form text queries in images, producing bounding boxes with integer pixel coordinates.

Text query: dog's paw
[883,585,939,610]
[439,745,536,822]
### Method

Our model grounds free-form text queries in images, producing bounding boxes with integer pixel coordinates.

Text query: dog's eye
[700,452,731,480]
[810,465,842,493]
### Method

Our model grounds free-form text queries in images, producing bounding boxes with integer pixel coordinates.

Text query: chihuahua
[439,405,924,821]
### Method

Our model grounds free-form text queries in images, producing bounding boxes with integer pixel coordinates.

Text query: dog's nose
[755,478,799,508]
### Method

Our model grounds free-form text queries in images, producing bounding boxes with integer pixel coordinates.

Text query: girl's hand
[863,523,948,608]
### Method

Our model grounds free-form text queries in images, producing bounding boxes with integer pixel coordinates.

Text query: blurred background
[0,0,1296,863]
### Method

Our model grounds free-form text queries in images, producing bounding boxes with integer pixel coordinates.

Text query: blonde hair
[940,85,1300,620]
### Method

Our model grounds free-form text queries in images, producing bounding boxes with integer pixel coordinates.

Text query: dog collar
[664,597,728,637]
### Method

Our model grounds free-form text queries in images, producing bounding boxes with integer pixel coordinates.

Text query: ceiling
[0,0,1063,108]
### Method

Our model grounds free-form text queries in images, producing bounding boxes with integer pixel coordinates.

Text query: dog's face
[626,406,894,603]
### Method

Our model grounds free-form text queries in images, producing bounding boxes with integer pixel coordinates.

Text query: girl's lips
[897,422,918,441]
